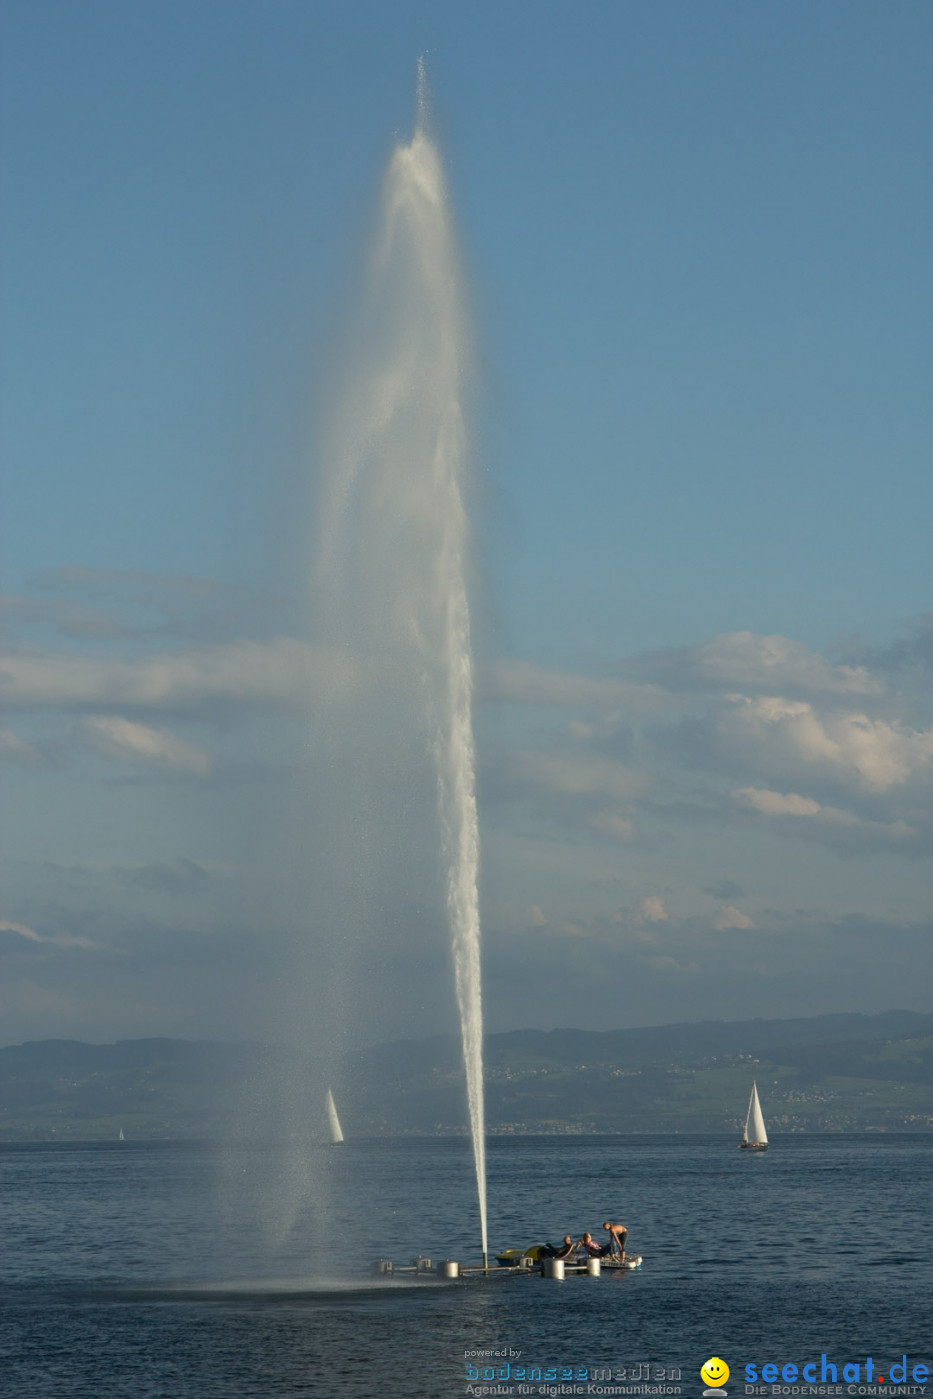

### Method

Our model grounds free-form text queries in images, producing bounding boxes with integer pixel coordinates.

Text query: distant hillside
[0,1038,312,1143]
[1,1011,931,1140]
[345,1011,933,1136]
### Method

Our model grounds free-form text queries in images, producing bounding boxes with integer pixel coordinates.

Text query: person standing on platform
[602,1220,627,1261]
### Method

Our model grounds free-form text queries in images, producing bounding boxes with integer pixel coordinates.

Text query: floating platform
[371,1254,642,1280]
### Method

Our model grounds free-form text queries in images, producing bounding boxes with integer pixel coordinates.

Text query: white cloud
[0,918,98,950]
[637,896,668,923]
[646,954,684,971]
[586,809,637,841]
[0,638,356,713]
[482,658,669,712]
[695,632,882,695]
[510,749,646,801]
[722,696,933,792]
[0,727,39,761]
[627,631,884,697]
[714,905,755,930]
[735,787,827,818]
[82,716,212,776]
[31,564,227,599]
[732,786,918,848]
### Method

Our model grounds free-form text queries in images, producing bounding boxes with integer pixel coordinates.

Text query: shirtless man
[602,1220,627,1261]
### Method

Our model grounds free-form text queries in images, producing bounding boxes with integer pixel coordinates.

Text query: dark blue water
[2,1136,930,1398]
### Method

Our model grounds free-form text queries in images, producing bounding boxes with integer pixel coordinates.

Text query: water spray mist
[316,67,487,1266]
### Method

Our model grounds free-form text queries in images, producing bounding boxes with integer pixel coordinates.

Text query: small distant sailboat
[739,1080,768,1151]
[118,1128,125,1141]
[325,1089,344,1146]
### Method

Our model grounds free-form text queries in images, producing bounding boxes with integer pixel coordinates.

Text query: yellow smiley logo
[701,1359,730,1388]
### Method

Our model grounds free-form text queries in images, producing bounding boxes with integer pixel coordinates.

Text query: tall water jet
[315,66,487,1264]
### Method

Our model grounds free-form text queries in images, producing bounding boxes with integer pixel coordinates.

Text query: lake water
[2,1135,930,1398]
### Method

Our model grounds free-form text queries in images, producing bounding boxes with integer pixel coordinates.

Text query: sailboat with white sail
[739,1080,768,1151]
[325,1089,344,1146]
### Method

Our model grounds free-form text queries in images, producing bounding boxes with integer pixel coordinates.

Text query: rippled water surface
[2,1136,930,1397]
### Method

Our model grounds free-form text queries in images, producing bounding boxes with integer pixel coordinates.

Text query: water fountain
[315,62,487,1267]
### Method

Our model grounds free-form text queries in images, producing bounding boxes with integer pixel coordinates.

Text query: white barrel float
[438,1260,460,1278]
[586,1257,601,1276]
[542,1257,565,1279]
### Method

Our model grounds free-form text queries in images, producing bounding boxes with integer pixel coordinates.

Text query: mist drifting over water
[314,70,487,1258]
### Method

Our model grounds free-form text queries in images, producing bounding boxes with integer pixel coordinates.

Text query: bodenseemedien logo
[702,1358,730,1396]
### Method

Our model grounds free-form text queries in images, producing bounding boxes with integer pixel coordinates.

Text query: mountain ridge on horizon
[7,1006,928,1055]
[2,1008,930,1140]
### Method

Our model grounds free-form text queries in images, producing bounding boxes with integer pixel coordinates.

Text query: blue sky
[2,2,931,1050]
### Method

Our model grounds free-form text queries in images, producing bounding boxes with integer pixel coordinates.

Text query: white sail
[743,1081,768,1145]
[325,1089,344,1145]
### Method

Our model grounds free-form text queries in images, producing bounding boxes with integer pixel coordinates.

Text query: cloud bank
[2,571,929,1045]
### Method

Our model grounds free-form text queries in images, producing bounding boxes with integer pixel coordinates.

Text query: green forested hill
[1,1011,930,1140]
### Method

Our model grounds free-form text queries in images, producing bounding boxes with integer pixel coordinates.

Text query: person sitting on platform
[539,1235,576,1259]
[602,1220,627,1262]
[579,1232,611,1257]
